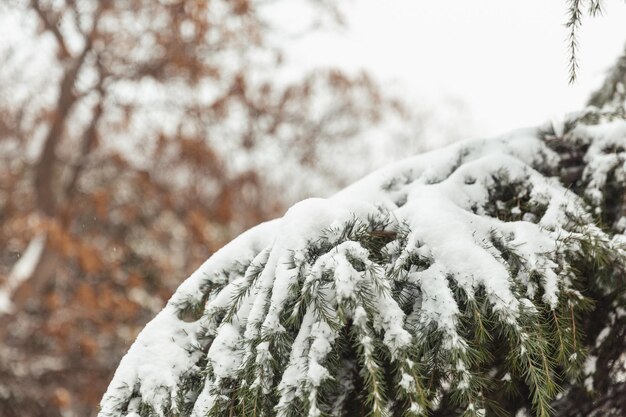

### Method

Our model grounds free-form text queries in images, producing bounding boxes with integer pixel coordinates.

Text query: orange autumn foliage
[0,1,399,417]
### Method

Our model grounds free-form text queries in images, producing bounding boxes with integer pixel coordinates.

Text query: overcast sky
[4,1,626,146]
[278,0,626,139]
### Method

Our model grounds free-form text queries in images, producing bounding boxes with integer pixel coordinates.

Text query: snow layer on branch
[99,119,626,417]
[569,120,626,208]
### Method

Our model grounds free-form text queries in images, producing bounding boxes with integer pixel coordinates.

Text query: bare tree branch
[30,0,71,60]
[33,2,105,217]
[62,89,104,208]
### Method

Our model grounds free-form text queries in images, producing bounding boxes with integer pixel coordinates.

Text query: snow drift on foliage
[99,117,626,417]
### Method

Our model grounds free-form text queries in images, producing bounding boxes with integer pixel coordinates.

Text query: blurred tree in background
[0,1,403,416]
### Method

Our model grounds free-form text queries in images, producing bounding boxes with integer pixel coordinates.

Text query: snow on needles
[99,118,626,417]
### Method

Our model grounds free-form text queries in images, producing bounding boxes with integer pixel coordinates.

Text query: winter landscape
[0,1,625,417]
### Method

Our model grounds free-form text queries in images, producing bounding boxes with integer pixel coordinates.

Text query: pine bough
[99,112,626,417]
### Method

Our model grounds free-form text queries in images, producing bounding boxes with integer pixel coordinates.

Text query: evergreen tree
[98,99,626,416]
[99,4,626,416]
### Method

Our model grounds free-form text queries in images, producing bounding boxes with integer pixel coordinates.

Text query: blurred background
[0,1,625,416]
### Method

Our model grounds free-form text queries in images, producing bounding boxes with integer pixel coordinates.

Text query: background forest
[0,1,414,416]
[0,1,625,417]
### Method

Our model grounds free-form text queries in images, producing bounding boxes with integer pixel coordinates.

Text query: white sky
[279,0,626,138]
[3,1,626,151]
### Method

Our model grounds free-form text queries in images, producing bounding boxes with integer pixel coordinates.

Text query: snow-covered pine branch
[99,112,626,417]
